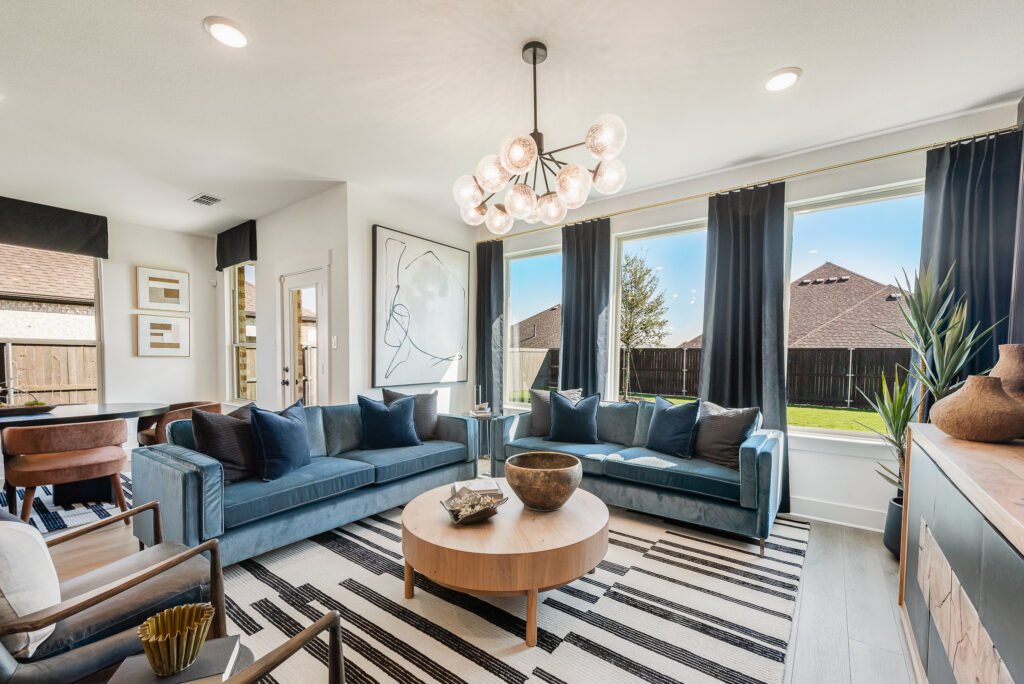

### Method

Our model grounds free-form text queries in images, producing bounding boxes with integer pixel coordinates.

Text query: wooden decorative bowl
[505,452,583,511]
[138,603,215,676]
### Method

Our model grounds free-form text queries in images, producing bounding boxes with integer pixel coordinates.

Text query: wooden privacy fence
[1,342,98,405]
[787,347,911,409]
[621,347,702,398]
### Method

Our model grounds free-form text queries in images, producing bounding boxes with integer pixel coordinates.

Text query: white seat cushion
[0,516,61,657]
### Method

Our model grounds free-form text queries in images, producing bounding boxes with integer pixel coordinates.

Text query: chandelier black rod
[532,49,539,134]
[543,141,586,156]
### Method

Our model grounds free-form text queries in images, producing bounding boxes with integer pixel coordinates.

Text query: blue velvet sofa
[491,401,784,552]
[130,404,477,565]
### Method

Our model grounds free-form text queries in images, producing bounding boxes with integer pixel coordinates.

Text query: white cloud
[655,266,663,271]
[808,249,819,254]
[672,293,678,298]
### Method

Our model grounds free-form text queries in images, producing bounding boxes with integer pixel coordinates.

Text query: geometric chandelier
[453,41,628,235]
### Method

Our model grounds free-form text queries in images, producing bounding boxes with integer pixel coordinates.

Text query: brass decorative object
[505,452,583,511]
[139,603,215,676]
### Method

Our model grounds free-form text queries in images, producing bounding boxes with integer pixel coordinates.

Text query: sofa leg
[759,539,765,558]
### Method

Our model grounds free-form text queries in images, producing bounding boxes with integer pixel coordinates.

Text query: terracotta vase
[930,375,1024,443]
[991,343,1024,406]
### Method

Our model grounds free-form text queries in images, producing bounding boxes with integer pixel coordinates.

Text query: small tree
[620,252,669,398]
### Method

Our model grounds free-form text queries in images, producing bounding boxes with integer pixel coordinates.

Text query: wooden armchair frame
[226,610,344,683]
[0,501,227,640]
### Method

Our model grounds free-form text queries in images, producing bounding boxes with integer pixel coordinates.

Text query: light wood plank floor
[47,510,915,683]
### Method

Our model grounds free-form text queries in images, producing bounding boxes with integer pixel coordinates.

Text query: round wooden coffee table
[402,477,609,647]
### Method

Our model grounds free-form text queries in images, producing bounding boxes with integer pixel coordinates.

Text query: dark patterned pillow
[528,388,583,437]
[191,408,257,484]
[693,402,761,470]
[382,389,438,441]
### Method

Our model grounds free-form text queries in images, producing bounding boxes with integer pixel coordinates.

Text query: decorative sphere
[499,134,538,175]
[537,192,567,225]
[476,154,511,193]
[460,202,487,226]
[555,163,592,209]
[592,158,627,194]
[504,184,538,219]
[452,174,484,208]
[485,203,514,235]
[585,113,627,160]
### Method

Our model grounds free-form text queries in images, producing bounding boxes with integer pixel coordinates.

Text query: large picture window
[786,187,924,433]
[229,262,257,401]
[504,250,562,405]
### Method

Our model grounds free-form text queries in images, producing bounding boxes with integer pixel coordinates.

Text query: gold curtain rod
[477,123,1020,244]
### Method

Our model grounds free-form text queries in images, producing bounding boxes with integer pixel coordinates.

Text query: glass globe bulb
[592,158,627,194]
[537,193,567,225]
[452,174,484,208]
[524,208,542,225]
[485,203,514,235]
[555,163,592,209]
[499,134,538,175]
[460,202,487,226]
[504,183,538,219]
[584,113,627,160]
[476,154,511,193]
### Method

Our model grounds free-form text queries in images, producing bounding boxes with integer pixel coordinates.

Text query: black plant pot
[883,495,904,559]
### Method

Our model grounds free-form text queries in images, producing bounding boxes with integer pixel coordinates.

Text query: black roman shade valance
[0,195,108,258]
[216,220,257,271]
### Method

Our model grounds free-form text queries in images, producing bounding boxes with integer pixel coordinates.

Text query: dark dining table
[0,402,169,506]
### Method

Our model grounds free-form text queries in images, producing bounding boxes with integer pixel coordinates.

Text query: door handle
[281,379,290,386]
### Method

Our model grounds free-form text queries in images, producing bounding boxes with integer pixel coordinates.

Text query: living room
[1,2,1023,682]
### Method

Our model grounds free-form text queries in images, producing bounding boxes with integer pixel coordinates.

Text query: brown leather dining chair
[2,419,129,523]
[137,401,221,446]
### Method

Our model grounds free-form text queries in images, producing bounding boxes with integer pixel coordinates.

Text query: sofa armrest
[490,411,532,463]
[738,429,785,537]
[130,444,225,547]
[435,415,478,462]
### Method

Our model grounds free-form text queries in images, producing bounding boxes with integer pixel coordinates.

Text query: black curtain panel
[475,240,504,413]
[922,130,1023,371]
[699,183,789,510]
[560,218,611,396]
[0,195,108,258]
[1006,131,1024,344]
[216,220,258,271]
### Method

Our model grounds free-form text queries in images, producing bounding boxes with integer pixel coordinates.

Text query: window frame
[783,180,925,437]
[610,218,708,403]
[228,261,257,402]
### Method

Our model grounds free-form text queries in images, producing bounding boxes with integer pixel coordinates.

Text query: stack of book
[109,636,242,683]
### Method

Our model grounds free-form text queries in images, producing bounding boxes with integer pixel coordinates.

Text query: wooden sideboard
[899,423,1024,683]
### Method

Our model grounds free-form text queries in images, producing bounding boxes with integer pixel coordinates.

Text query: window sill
[788,428,894,460]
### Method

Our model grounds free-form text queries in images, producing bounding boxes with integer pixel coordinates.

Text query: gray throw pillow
[597,401,639,445]
[528,388,582,437]
[192,408,257,483]
[693,401,762,470]
[382,389,438,441]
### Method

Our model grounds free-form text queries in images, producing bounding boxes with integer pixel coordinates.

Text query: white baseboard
[789,495,887,532]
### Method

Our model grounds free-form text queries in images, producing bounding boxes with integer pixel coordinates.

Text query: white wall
[485,101,1020,530]
[99,219,218,405]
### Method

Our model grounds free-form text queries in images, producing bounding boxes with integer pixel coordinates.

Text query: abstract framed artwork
[372,224,469,386]
[136,314,190,357]
[137,266,190,312]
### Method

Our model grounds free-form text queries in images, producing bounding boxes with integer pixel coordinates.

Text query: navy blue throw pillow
[357,395,421,449]
[548,392,601,444]
[250,401,312,480]
[645,396,701,458]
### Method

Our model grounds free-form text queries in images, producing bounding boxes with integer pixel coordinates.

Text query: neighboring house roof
[0,243,95,303]
[677,261,911,349]
[510,304,561,349]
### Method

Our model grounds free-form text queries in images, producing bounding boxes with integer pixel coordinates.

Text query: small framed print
[136,314,190,357]
[137,266,190,312]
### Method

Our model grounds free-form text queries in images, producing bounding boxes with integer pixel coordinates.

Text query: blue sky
[509,193,924,347]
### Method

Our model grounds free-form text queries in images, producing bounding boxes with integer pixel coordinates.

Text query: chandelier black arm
[531,158,540,191]
[543,141,586,156]
[539,157,559,187]
[543,154,566,169]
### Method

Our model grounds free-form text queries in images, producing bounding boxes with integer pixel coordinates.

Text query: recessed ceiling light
[765,67,802,92]
[203,16,248,48]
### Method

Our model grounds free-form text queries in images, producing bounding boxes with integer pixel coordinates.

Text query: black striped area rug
[0,472,133,533]
[223,508,809,684]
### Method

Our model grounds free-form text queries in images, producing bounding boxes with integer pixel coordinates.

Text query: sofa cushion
[694,402,762,470]
[251,401,312,480]
[223,456,374,529]
[357,395,421,449]
[604,447,741,502]
[382,389,438,441]
[321,404,362,455]
[549,392,600,443]
[597,401,639,446]
[504,437,624,475]
[0,512,60,658]
[528,388,582,437]
[645,397,700,458]
[191,408,256,484]
[632,399,656,446]
[340,440,466,484]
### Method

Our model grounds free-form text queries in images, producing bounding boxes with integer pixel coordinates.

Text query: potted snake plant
[857,373,918,558]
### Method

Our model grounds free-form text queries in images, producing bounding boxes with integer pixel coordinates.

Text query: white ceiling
[0,1,1021,235]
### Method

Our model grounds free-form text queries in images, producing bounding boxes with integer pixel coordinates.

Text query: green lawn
[510,389,884,433]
